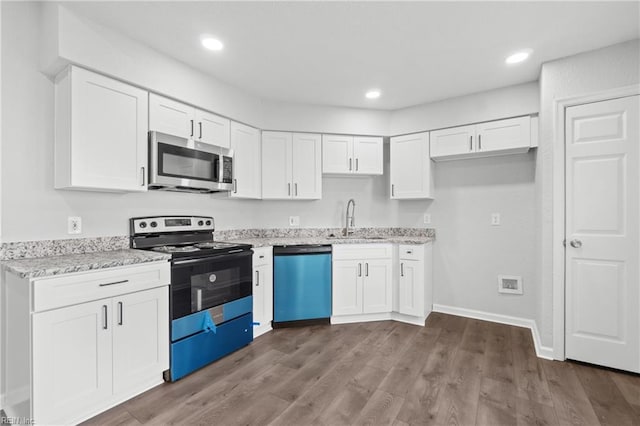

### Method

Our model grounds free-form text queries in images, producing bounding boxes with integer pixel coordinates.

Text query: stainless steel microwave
[148,131,233,193]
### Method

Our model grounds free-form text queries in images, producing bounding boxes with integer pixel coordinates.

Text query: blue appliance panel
[170,312,253,381]
[274,253,332,322]
[171,296,252,342]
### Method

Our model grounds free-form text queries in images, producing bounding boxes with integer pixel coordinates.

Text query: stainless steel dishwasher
[273,245,332,326]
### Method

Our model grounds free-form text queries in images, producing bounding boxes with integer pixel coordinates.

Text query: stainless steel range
[130,215,253,381]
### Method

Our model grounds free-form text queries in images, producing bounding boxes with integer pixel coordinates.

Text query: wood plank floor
[84,313,640,426]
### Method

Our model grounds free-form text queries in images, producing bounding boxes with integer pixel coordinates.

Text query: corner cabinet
[261,131,322,200]
[149,93,230,148]
[3,261,170,425]
[390,132,434,199]
[322,135,383,175]
[54,66,148,192]
[230,122,262,199]
[430,116,531,161]
[252,247,273,337]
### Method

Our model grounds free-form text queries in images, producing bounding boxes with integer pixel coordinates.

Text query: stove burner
[152,245,201,253]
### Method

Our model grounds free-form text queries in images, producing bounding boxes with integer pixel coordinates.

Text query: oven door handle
[171,251,251,266]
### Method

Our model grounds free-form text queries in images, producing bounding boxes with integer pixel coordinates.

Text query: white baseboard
[432,304,554,360]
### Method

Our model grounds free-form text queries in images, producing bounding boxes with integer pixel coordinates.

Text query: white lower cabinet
[4,261,170,426]
[332,245,393,318]
[252,247,273,337]
[397,244,433,320]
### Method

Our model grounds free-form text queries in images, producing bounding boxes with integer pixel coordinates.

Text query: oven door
[170,250,252,320]
[149,131,233,191]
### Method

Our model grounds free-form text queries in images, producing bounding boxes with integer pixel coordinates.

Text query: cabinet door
[353,137,383,175]
[262,132,293,199]
[253,262,273,337]
[112,287,169,395]
[230,122,261,199]
[430,125,476,159]
[33,299,112,424]
[332,260,363,315]
[291,133,322,199]
[64,67,148,192]
[322,134,353,174]
[476,116,530,154]
[398,259,424,317]
[390,132,433,199]
[149,93,194,139]
[196,109,230,148]
[362,259,392,313]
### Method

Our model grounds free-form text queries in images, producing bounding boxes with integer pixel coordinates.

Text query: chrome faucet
[345,199,356,236]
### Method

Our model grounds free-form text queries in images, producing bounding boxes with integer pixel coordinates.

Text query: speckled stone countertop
[2,249,171,279]
[219,227,435,248]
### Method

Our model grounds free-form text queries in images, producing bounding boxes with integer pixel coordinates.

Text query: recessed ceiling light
[365,89,381,99]
[201,37,224,51]
[505,49,532,65]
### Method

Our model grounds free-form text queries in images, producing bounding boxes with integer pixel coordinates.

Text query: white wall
[390,81,539,136]
[538,39,640,348]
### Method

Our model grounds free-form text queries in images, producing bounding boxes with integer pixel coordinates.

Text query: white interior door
[565,95,639,373]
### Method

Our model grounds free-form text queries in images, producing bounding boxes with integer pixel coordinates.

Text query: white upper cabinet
[430,116,531,161]
[230,122,261,199]
[262,131,322,200]
[55,66,148,192]
[322,134,383,175]
[149,93,230,148]
[390,132,433,199]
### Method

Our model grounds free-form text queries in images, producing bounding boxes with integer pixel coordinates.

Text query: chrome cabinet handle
[570,239,583,248]
[365,263,368,277]
[349,158,352,171]
[288,183,291,196]
[190,120,194,137]
[99,279,128,287]
[391,184,395,197]
[117,301,123,325]
[478,134,482,150]
[358,263,362,277]
[234,179,238,193]
[400,263,404,277]
[102,305,108,330]
[356,158,359,171]
[256,270,260,286]
[295,183,298,196]
[140,166,145,186]
[259,255,265,259]
[470,135,473,151]
[199,122,203,139]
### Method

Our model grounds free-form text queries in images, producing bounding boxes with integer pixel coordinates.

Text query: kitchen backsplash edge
[0,228,435,260]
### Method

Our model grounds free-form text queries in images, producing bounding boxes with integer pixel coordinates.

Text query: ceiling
[60,1,639,111]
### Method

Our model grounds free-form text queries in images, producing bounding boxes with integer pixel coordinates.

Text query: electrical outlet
[423,214,431,224]
[491,213,501,226]
[68,216,82,234]
[289,216,300,227]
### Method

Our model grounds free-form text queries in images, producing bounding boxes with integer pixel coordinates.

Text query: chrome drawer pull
[102,305,108,330]
[99,279,128,287]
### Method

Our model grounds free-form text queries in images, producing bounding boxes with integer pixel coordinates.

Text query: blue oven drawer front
[172,296,252,342]
[170,312,253,381]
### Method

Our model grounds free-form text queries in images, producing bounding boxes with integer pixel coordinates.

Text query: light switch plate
[289,216,300,227]
[491,213,501,226]
[423,214,431,224]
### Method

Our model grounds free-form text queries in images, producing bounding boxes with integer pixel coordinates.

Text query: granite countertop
[227,235,434,248]
[1,249,171,279]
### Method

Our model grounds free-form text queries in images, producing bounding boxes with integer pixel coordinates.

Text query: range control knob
[139,221,147,229]
[205,220,212,226]
[198,220,204,226]
[150,221,158,228]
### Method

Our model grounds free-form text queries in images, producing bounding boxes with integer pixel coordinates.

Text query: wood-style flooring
[84,313,640,426]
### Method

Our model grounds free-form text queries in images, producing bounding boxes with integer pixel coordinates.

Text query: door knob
[570,239,583,248]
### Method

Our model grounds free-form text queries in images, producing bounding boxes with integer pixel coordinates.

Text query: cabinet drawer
[33,262,170,312]
[332,244,393,260]
[252,247,273,267]
[398,244,424,261]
